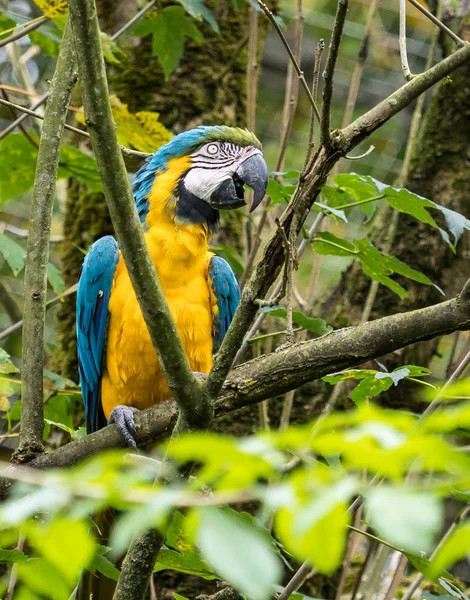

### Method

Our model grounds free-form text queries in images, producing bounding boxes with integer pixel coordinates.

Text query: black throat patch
[175,178,220,233]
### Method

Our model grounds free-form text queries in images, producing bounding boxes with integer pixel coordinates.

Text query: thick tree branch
[67,0,211,429]
[207,36,470,400]
[16,19,77,459]
[18,279,470,472]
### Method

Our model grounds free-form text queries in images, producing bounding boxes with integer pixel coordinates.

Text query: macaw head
[132,126,268,232]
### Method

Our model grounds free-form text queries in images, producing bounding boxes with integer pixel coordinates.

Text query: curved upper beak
[236,153,269,212]
[210,152,268,212]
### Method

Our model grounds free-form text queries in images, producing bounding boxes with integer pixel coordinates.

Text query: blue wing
[208,256,240,353]
[76,236,119,433]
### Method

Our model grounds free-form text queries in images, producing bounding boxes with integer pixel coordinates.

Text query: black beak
[210,153,268,212]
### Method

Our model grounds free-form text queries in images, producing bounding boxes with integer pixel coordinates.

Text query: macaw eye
[207,144,219,155]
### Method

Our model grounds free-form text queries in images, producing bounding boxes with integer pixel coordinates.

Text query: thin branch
[254,0,321,123]
[399,0,414,81]
[0,221,63,243]
[0,89,39,149]
[407,0,467,47]
[16,18,77,460]
[0,280,21,324]
[0,284,77,342]
[234,213,324,365]
[0,97,151,159]
[341,0,379,128]
[303,38,325,170]
[320,0,350,147]
[0,94,48,142]
[339,41,470,150]
[110,0,157,40]
[0,16,48,49]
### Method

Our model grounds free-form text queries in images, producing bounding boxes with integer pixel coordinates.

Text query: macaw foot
[193,371,208,381]
[108,405,139,449]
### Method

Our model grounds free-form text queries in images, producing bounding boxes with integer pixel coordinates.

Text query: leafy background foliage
[1,0,470,599]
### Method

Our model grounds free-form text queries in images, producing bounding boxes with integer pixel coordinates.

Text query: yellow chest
[101,155,216,417]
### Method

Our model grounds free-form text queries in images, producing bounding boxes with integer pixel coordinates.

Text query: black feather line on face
[175,177,220,233]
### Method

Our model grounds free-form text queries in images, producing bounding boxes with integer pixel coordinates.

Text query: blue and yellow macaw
[76,126,268,446]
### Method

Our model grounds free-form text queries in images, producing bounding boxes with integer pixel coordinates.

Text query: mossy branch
[17,18,77,460]
[67,0,212,430]
[13,278,470,472]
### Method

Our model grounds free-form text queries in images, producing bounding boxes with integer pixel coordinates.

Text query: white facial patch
[184,142,262,201]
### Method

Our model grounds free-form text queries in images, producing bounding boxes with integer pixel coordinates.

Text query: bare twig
[110,0,157,40]
[0,280,21,324]
[0,94,48,142]
[0,284,77,342]
[399,0,415,80]
[0,89,39,149]
[0,221,63,243]
[0,16,48,49]
[234,213,324,364]
[303,39,325,170]
[0,97,151,159]
[407,0,466,47]
[16,18,77,459]
[254,0,321,123]
[320,0,350,147]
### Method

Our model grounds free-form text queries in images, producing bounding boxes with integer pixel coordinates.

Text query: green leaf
[176,0,219,33]
[0,235,26,275]
[0,348,19,374]
[100,32,126,64]
[0,134,38,203]
[267,177,296,207]
[316,202,348,223]
[365,487,443,554]
[26,518,95,585]
[43,369,78,390]
[58,146,102,193]
[47,263,65,293]
[195,507,282,600]
[0,548,28,563]
[88,547,120,581]
[275,477,357,574]
[17,558,71,600]
[133,7,203,79]
[0,14,16,34]
[174,595,190,600]
[313,233,435,299]
[263,307,332,336]
[428,523,470,579]
[154,512,218,580]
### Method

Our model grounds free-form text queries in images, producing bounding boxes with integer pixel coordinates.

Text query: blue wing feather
[208,256,240,353]
[76,236,119,433]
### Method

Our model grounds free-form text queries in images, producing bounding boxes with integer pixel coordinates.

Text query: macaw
[76,126,268,447]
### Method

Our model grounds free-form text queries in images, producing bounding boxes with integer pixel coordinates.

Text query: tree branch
[16,278,470,473]
[320,0,349,147]
[0,17,48,50]
[338,41,470,151]
[16,18,77,460]
[67,0,211,430]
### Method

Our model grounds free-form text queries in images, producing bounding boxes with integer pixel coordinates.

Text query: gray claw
[108,405,139,448]
[193,371,208,381]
